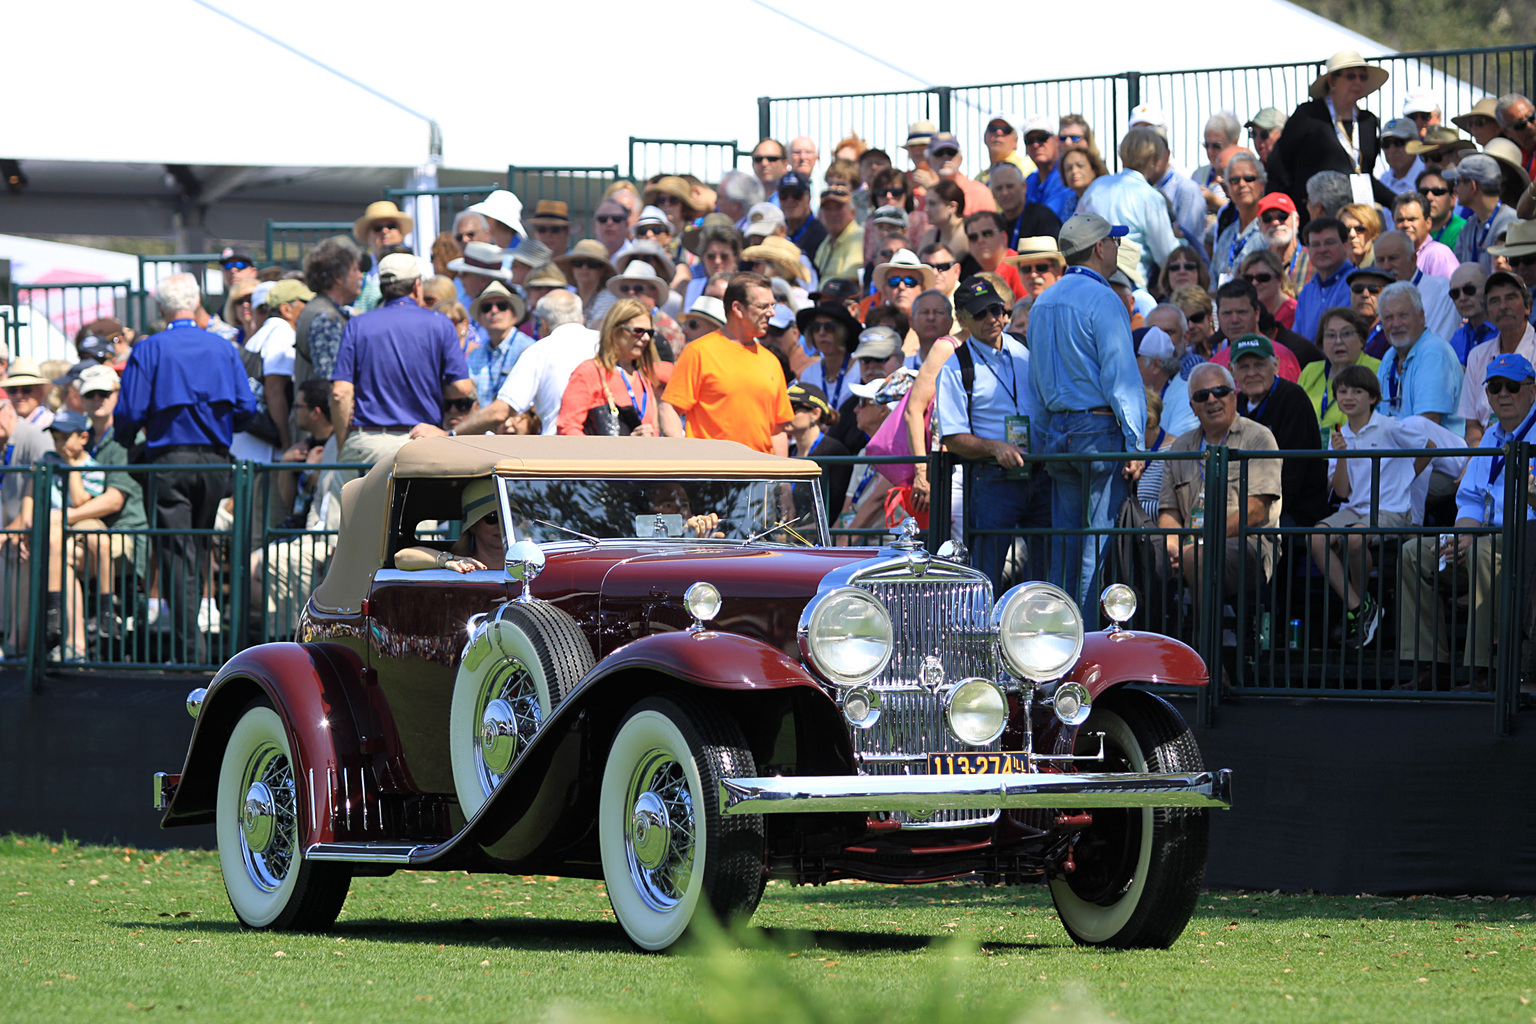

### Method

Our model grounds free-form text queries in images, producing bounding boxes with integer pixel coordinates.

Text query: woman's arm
[904,337,959,509]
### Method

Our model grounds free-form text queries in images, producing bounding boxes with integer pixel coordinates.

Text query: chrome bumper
[719,769,1232,815]
[152,772,179,811]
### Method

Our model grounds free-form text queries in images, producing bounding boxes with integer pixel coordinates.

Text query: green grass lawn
[2,835,1532,1024]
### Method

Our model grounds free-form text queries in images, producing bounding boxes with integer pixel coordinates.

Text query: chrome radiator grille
[853,572,999,828]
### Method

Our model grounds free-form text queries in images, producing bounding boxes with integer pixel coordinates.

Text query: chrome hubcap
[242,781,276,853]
[480,699,519,775]
[629,791,671,870]
[623,749,696,912]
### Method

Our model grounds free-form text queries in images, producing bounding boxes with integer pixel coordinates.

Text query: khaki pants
[1397,534,1500,668]
[331,429,414,501]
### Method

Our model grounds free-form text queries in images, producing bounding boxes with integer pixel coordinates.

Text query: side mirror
[505,539,545,602]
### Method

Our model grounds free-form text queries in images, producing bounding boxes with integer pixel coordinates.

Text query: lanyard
[972,341,1019,410]
[1387,347,1408,407]
[824,354,851,405]
[1320,361,1334,420]
[1326,97,1360,171]
[1227,223,1249,269]
[1196,430,1230,486]
[805,432,824,457]
[617,366,648,422]
[1008,208,1025,249]
[0,442,12,491]
[1247,378,1278,420]
[1472,202,1504,258]
[1153,427,1166,451]
[1488,406,1536,485]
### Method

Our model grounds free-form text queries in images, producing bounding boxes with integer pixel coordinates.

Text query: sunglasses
[1023,133,1052,146]
[480,511,499,527]
[1203,140,1224,150]
[1190,385,1235,402]
[483,301,515,313]
[81,390,114,400]
[1381,139,1408,149]
[1016,262,1058,276]
[221,260,253,270]
[617,284,652,296]
[1229,174,1261,184]
[1510,114,1536,132]
[533,224,567,235]
[876,186,907,198]
[925,260,958,272]
[1167,262,1199,273]
[969,303,1007,320]
[1260,210,1291,224]
[986,123,1016,135]
[1421,185,1451,196]
[627,326,655,340]
[571,259,606,271]
[751,153,784,163]
[1321,330,1359,342]
[810,320,838,333]
[1250,128,1273,141]
[1187,310,1209,324]
[683,318,713,332]
[886,274,921,288]
[1058,133,1085,144]
[654,195,682,207]
[594,214,627,224]
[1243,272,1276,284]
[1351,283,1383,295]
[372,222,400,233]
[446,398,476,412]
[1485,378,1532,395]
[966,228,997,243]
[634,225,667,238]
[1336,69,1371,82]
[1343,225,1366,237]
[1449,282,1480,298]
[454,232,480,243]
[1407,111,1435,121]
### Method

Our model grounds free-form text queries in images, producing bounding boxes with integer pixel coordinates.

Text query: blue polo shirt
[332,297,470,429]
[1293,261,1354,341]
[1449,320,1498,366]
[1025,164,1075,223]
[1456,403,1536,524]
[935,336,1032,442]
[114,319,257,449]
[1376,331,1464,437]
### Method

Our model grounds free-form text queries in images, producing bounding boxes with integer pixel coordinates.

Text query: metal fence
[4,446,1530,733]
[507,166,619,243]
[5,281,132,363]
[760,44,1536,192]
[131,253,227,334]
[263,221,355,271]
[628,137,745,187]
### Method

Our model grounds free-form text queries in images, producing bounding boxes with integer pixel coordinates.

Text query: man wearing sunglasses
[776,171,826,261]
[988,162,1062,252]
[1448,155,1517,270]
[1494,94,1536,182]
[1211,152,1269,280]
[749,138,788,197]
[1446,263,1496,365]
[1376,118,1425,196]
[1019,115,1074,223]
[1244,108,1287,167]
[1398,351,1536,692]
[1028,213,1147,606]
[1456,273,1536,447]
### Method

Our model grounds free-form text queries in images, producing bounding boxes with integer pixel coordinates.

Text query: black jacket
[1265,98,1395,221]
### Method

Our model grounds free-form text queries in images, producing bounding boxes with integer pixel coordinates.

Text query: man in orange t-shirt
[660,272,792,455]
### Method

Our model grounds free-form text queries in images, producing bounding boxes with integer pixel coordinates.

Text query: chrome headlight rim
[991,581,1085,683]
[1100,583,1137,626]
[941,677,1009,747]
[798,586,894,688]
[1051,681,1092,726]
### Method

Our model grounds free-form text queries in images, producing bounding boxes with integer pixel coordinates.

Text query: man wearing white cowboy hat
[466,190,526,249]
[1487,220,1536,325]
[1268,50,1396,217]
[0,359,56,428]
[870,248,935,316]
[467,281,535,407]
[1003,236,1066,299]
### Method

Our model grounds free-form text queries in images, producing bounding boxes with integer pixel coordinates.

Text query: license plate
[927,752,1031,775]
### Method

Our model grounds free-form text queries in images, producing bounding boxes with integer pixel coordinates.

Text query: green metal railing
[628,138,745,187]
[4,445,1530,733]
[761,44,1535,196]
[5,280,132,363]
[264,221,355,270]
[507,166,620,243]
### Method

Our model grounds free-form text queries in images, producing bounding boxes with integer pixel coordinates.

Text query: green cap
[1230,333,1274,362]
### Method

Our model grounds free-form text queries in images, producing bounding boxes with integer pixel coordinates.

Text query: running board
[720,769,1233,815]
[305,841,434,864]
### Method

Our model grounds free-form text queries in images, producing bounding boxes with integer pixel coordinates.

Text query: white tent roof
[11,0,1419,177]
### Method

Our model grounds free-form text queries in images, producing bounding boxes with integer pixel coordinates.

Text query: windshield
[500,477,827,547]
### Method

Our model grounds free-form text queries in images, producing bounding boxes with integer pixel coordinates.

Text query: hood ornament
[891,516,922,552]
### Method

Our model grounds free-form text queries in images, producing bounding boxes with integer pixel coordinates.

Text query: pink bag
[864,392,928,488]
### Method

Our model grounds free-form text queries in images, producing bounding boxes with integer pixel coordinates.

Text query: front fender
[1064,629,1209,698]
[594,629,827,691]
[160,642,395,845]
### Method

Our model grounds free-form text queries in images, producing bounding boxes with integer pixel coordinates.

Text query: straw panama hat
[1308,50,1389,100]
[353,200,414,243]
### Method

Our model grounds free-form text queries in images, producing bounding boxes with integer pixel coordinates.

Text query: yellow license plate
[927,752,1031,775]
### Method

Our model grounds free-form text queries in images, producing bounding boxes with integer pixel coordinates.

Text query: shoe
[145,599,172,634]
[1344,596,1380,650]
[198,599,222,634]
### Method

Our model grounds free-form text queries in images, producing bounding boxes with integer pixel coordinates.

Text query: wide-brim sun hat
[1482,137,1532,191]
[794,301,864,347]
[472,280,528,324]
[468,190,527,239]
[1308,50,1389,100]
[353,200,414,244]
[741,236,809,283]
[1451,97,1499,135]
[1488,218,1536,259]
[554,239,618,283]
[446,240,514,281]
[605,261,670,305]
[460,478,498,530]
[1003,236,1067,269]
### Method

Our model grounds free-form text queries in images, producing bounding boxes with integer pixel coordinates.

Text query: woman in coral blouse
[556,298,664,436]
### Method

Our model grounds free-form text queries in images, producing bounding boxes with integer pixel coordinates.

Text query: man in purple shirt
[331,254,473,480]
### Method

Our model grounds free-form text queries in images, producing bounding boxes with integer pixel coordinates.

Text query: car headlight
[943,677,1009,746]
[1100,583,1137,626]
[800,587,893,687]
[991,582,1085,682]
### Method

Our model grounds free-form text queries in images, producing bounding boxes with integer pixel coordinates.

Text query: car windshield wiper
[741,511,815,547]
[527,517,600,548]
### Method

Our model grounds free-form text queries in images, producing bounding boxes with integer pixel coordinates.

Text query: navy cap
[77,336,116,363]
[1485,352,1535,383]
[956,276,1005,315]
[47,409,91,434]
[777,171,808,196]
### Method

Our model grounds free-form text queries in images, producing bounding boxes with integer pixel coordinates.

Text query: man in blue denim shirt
[1293,217,1355,340]
[1027,214,1148,608]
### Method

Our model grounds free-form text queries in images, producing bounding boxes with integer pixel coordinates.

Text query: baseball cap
[986,112,1021,133]
[955,276,1006,315]
[219,245,255,266]
[1135,325,1175,361]
[1019,114,1055,137]
[1245,107,1285,131]
[267,279,315,307]
[47,409,91,435]
[1230,333,1275,362]
[251,281,275,310]
[786,382,832,415]
[77,364,120,394]
[1058,213,1128,257]
[1485,352,1535,383]
[870,204,910,228]
[767,303,796,330]
[635,205,671,229]
[926,132,961,157]
[1127,103,1166,130]
[851,326,902,361]
[777,171,809,196]
[1444,154,1501,188]
[77,336,116,363]
[744,202,786,238]
[1380,118,1418,141]
[377,252,421,285]
[1402,90,1439,115]
[820,184,853,206]
[810,278,860,304]
[1256,192,1297,216]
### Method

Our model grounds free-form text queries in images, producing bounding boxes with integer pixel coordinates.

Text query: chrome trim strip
[720,768,1233,815]
[152,772,174,811]
[305,842,426,864]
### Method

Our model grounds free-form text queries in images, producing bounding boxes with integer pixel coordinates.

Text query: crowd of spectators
[2,50,1535,686]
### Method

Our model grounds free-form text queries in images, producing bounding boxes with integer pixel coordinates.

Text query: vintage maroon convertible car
[155,436,1230,950]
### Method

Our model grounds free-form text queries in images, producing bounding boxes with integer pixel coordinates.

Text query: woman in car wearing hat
[1268,50,1397,215]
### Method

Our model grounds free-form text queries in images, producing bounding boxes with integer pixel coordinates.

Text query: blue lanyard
[1386,348,1406,407]
[1472,202,1503,257]
[1320,361,1334,420]
[805,433,824,457]
[824,354,850,404]
[0,442,12,491]
[1247,378,1278,420]
[1488,406,1536,485]
[617,366,647,422]
[971,342,1019,409]
[166,318,197,330]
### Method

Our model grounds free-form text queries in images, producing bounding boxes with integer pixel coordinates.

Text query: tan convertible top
[309,435,820,615]
[393,434,822,480]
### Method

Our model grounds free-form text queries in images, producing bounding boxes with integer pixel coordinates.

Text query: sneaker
[145,599,173,633]
[1344,596,1380,649]
[198,599,222,634]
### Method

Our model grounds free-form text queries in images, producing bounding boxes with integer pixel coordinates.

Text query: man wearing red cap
[1258,193,1311,295]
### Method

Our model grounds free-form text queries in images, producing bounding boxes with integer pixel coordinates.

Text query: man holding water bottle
[1397,352,1536,690]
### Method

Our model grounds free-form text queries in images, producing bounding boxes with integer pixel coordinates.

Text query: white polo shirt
[1328,410,1429,516]
[494,322,600,434]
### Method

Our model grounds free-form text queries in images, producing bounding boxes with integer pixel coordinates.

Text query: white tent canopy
[11,0,1415,176]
